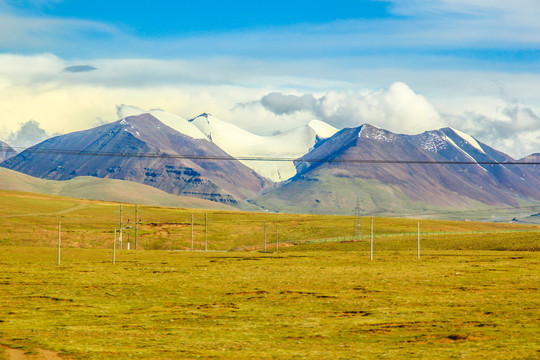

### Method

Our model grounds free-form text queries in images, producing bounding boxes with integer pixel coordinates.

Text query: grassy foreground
[0,190,539,358]
[0,245,539,359]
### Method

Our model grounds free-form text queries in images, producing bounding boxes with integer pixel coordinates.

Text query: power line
[3,146,540,166]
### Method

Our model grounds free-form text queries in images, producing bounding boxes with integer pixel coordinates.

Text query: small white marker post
[370,216,373,261]
[57,221,61,266]
[417,221,420,259]
[264,223,267,252]
[113,228,116,264]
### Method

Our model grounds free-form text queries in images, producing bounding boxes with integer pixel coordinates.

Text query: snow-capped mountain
[189,113,338,181]
[1,113,270,206]
[254,124,540,215]
[117,105,207,140]
[0,140,17,162]
[117,106,338,181]
[1,105,538,216]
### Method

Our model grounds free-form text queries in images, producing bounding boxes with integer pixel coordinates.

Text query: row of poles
[56,214,422,266]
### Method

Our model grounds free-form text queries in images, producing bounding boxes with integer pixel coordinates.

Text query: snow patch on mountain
[116,105,206,140]
[450,128,485,154]
[190,113,338,181]
[444,134,488,172]
[360,125,398,143]
[420,131,452,152]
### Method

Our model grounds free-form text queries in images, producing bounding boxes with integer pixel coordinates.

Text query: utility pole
[119,205,123,250]
[191,214,194,251]
[417,221,420,259]
[370,216,374,261]
[276,224,279,253]
[204,213,208,251]
[57,221,61,266]
[113,228,116,264]
[353,197,363,240]
[135,205,139,250]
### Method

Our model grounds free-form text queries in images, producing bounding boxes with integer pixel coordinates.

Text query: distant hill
[0,168,239,210]
[0,140,16,162]
[1,114,270,208]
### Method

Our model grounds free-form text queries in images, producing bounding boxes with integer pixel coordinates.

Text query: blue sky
[8,0,392,35]
[0,0,539,157]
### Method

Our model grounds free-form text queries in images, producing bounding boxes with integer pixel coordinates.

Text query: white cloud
[6,119,50,149]
[254,82,444,134]
[387,0,540,41]
[444,104,540,159]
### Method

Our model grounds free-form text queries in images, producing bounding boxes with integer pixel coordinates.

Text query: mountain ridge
[1,108,539,217]
[1,113,270,208]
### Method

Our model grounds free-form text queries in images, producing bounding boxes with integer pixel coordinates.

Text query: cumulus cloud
[445,104,540,159]
[7,120,50,149]
[255,82,445,134]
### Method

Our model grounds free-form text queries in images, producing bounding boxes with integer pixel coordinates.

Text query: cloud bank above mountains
[255,82,444,135]
[0,1,538,158]
[0,54,538,158]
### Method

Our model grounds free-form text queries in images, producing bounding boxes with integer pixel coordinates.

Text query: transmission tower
[353,197,363,240]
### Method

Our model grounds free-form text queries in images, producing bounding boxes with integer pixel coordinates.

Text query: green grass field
[0,190,539,359]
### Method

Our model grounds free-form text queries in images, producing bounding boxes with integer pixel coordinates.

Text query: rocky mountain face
[1,114,270,206]
[254,124,540,215]
[0,141,17,162]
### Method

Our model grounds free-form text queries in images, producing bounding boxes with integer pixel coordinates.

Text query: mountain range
[1,107,539,219]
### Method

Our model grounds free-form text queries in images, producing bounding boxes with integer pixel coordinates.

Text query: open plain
[0,191,539,359]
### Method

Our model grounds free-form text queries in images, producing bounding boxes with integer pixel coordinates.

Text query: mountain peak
[191,113,213,121]
[358,123,399,143]
[307,119,338,139]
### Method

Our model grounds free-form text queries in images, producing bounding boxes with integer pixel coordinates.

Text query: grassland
[1,190,539,251]
[0,190,539,359]
[0,247,538,359]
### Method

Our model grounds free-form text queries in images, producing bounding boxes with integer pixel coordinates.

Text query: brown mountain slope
[2,114,271,207]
